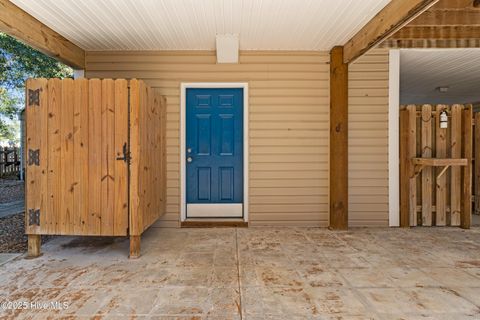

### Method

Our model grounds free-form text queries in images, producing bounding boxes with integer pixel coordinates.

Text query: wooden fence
[400,104,472,228]
[0,147,20,177]
[475,112,480,216]
[25,78,166,258]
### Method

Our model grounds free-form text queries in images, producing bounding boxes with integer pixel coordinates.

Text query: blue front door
[186,88,243,218]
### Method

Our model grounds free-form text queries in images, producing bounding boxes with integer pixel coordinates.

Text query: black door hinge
[28,209,40,226]
[28,149,40,166]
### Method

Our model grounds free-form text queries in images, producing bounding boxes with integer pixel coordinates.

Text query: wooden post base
[129,235,141,259]
[27,235,41,258]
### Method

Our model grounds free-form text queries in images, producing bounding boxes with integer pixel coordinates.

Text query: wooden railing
[0,147,20,177]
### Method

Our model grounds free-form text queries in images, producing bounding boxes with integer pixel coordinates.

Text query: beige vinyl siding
[85,51,330,227]
[348,49,390,226]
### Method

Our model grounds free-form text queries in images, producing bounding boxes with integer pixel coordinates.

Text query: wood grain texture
[435,105,447,226]
[73,79,89,234]
[400,110,410,228]
[475,113,480,215]
[450,104,462,226]
[27,234,41,258]
[0,0,84,68]
[114,79,129,235]
[407,105,418,226]
[329,46,348,230]
[461,105,472,229]
[343,0,439,63]
[25,79,48,235]
[129,80,167,236]
[421,104,433,226]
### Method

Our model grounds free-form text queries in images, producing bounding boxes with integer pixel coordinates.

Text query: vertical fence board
[114,79,129,235]
[25,79,48,235]
[435,105,447,226]
[421,105,433,225]
[100,80,115,235]
[73,79,89,234]
[407,105,417,226]
[461,105,473,229]
[450,104,462,226]
[60,79,74,235]
[129,79,141,236]
[89,79,102,234]
[47,79,62,234]
[400,110,410,227]
[475,112,480,216]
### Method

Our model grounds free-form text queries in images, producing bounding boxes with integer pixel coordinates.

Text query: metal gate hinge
[28,149,40,166]
[28,89,42,106]
[28,209,40,226]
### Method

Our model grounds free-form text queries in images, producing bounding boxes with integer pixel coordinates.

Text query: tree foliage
[0,33,73,143]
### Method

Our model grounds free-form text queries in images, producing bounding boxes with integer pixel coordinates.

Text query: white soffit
[11,0,390,51]
[401,49,480,105]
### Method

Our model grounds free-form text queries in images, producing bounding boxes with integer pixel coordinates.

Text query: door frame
[180,83,249,222]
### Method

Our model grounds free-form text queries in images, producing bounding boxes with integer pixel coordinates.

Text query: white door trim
[388,50,400,227]
[180,82,249,222]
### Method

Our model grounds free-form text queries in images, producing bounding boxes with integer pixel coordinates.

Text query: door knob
[187,157,193,163]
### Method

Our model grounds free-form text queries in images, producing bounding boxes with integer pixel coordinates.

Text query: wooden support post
[329,46,348,230]
[129,235,141,259]
[27,234,41,258]
[461,105,473,229]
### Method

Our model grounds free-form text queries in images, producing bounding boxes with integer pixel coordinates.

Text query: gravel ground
[0,179,24,204]
[0,212,54,253]
[0,178,53,253]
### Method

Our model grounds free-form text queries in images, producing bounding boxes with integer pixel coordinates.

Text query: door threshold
[181,219,248,228]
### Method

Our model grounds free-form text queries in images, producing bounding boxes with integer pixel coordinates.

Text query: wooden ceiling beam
[432,0,477,9]
[410,10,480,26]
[0,0,85,68]
[391,26,480,39]
[379,38,480,48]
[343,0,439,64]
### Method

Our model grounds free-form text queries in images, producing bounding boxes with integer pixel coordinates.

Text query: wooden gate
[25,78,129,236]
[25,78,166,257]
[399,104,473,228]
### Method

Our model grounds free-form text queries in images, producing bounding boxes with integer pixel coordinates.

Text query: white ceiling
[400,49,480,105]
[11,0,390,51]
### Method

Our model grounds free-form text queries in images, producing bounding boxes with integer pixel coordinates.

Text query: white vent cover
[216,34,239,64]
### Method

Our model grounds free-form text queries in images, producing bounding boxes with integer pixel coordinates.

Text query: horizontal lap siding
[86,51,330,227]
[348,50,389,227]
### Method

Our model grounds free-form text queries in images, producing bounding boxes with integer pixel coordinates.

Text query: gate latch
[28,209,40,226]
[116,143,130,163]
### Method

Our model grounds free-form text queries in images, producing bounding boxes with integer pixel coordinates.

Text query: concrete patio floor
[1,227,480,319]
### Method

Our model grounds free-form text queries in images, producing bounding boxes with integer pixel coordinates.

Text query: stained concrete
[1,227,480,319]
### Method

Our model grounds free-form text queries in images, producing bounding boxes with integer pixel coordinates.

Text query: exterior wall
[349,49,390,226]
[85,49,390,227]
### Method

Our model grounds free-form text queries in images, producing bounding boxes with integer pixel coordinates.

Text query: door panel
[186,88,243,217]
